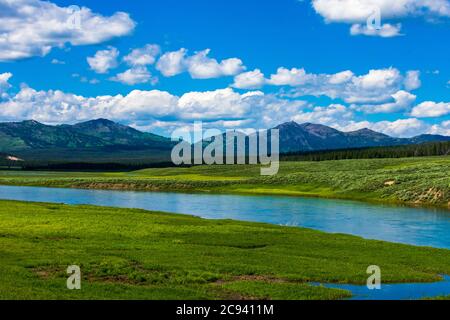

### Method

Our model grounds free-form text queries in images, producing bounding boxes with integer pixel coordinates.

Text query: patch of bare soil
[384,180,396,186]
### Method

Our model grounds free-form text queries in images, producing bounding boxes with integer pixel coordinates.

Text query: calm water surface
[0,185,449,249]
[315,276,450,300]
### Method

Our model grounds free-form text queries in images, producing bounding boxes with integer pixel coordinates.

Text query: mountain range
[0,119,449,164]
[0,119,176,164]
[274,121,450,153]
[0,119,172,150]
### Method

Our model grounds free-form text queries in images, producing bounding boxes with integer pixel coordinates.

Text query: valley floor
[1,200,450,300]
[0,157,449,209]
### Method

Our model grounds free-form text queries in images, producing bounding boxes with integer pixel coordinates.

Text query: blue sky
[0,0,449,137]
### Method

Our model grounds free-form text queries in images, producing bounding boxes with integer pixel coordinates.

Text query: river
[1,185,449,249]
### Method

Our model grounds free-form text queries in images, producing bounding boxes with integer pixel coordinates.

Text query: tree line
[1,141,449,170]
[281,141,450,162]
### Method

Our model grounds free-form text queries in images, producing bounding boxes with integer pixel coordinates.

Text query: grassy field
[1,200,450,300]
[0,157,449,208]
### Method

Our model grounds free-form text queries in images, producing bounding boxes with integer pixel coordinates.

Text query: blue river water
[1,185,450,300]
[314,276,450,300]
[1,185,449,249]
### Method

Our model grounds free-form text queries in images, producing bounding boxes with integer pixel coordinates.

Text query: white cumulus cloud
[177,88,260,119]
[312,0,450,22]
[267,67,313,86]
[232,69,266,89]
[354,90,416,113]
[279,67,418,104]
[411,101,450,118]
[430,120,450,136]
[312,0,450,37]
[155,48,188,77]
[0,72,12,101]
[368,118,429,137]
[353,68,401,90]
[156,48,245,79]
[0,85,268,126]
[0,0,135,61]
[123,44,161,66]
[328,70,354,84]
[110,67,157,86]
[0,72,12,96]
[186,49,245,79]
[87,47,119,74]
[404,71,422,91]
[292,104,353,125]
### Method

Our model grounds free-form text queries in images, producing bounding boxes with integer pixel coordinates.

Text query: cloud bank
[0,76,448,138]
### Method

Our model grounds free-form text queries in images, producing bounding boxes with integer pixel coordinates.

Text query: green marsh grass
[1,200,450,300]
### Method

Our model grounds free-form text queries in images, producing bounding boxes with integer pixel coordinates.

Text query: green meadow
[0,157,449,299]
[0,156,449,208]
[1,200,450,300]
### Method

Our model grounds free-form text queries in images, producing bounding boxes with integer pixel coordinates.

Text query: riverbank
[0,157,449,209]
[1,200,450,300]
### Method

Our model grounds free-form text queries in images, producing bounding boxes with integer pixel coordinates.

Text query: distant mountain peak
[76,118,121,127]
[21,119,43,126]
[274,121,301,129]
[415,133,446,138]
[92,118,112,123]
[299,122,335,129]
[409,134,450,143]
[298,122,341,137]
[349,128,389,137]
[73,119,138,135]
[299,122,317,128]
[354,128,373,133]
[70,118,172,146]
